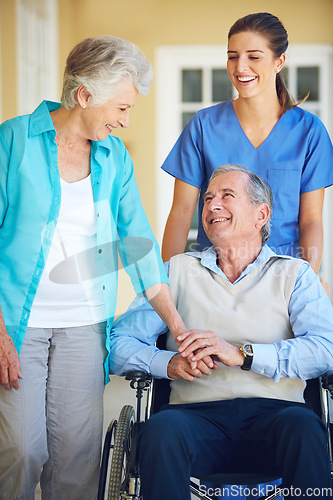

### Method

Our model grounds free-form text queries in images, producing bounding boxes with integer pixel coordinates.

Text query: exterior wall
[2,0,333,208]
[0,0,17,120]
[0,0,332,313]
[67,0,333,231]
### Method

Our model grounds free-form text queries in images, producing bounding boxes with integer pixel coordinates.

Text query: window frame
[16,0,59,116]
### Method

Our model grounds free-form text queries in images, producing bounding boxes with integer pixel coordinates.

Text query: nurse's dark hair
[210,165,273,245]
[61,35,153,109]
[228,12,305,115]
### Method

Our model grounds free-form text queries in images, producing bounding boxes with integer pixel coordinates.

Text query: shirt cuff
[150,350,178,379]
[251,344,278,379]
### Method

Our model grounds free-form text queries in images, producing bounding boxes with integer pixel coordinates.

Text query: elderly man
[109,165,333,500]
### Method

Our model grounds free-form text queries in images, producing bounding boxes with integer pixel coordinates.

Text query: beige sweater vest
[167,253,305,405]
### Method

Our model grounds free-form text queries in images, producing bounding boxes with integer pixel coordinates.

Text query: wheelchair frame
[98,372,333,500]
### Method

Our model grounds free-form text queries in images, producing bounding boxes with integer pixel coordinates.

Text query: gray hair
[210,165,273,244]
[61,35,153,109]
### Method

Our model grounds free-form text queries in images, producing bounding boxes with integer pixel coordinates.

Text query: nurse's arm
[0,305,22,390]
[161,179,199,262]
[298,188,328,292]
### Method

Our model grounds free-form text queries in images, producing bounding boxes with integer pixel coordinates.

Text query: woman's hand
[0,332,22,390]
[0,306,22,390]
[177,330,244,368]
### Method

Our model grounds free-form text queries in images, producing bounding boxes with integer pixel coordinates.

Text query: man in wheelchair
[109,165,333,500]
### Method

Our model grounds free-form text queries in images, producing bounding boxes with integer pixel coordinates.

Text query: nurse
[161,12,333,286]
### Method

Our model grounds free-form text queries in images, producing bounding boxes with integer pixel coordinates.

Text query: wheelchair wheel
[97,419,117,500]
[108,404,136,500]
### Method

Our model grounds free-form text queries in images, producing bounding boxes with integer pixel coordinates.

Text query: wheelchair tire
[108,404,135,500]
[97,419,117,500]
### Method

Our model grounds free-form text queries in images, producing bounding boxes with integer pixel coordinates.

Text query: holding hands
[167,329,244,381]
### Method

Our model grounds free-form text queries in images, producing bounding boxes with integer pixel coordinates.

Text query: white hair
[61,35,153,109]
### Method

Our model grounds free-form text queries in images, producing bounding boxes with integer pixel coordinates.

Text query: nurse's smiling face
[227,31,285,101]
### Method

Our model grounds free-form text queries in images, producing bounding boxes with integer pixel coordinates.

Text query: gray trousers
[0,323,107,500]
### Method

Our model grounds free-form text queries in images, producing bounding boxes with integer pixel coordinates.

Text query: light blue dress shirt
[110,245,333,382]
[0,101,168,382]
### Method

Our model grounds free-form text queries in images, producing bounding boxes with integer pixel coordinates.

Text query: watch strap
[240,344,253,371]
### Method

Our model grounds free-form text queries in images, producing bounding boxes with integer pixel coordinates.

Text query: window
[156,44,333,282]
[16,0,58,115]
[155,45,229,245]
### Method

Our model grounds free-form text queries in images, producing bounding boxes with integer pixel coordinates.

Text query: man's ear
[255,203,270,230]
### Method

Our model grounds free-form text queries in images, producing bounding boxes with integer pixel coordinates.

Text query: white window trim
[16,0,59,116]
[155,45,228,243]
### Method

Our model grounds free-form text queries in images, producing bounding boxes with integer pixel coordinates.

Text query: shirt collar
[28,100,60,137]
[187,244,280,283]
[28,100,112,157]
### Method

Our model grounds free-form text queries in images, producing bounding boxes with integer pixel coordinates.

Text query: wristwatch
[240,344,254,371]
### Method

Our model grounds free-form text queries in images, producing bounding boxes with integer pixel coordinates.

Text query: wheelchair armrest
[125,370,152,383]
[321,374,333,393]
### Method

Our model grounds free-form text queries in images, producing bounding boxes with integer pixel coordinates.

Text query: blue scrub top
[161,101,333,256]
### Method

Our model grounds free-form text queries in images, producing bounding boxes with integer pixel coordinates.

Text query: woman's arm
[143,283,187,339]
[298,188,328,293]
[144,282,215,370]
[298,188,324,273]
[161,179,200,261]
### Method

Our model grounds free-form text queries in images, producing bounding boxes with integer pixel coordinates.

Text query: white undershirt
[28,175,106,328]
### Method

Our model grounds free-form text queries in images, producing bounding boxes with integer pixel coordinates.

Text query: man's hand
[178,330,244,368]
[0,333,22,390]
[176,330,219,371]
[167,353,216,381]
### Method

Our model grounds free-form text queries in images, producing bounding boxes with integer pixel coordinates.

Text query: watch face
[242,344,253,356]
[240,344,253,356]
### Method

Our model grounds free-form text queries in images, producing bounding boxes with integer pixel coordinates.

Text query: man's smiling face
[202,170,262,248]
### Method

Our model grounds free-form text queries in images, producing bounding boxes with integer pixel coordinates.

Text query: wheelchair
[98,371,333,500]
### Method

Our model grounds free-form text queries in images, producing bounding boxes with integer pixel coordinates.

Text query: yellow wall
[2,0,333,219]
[1,0,333,313]
[0,0,17,119]
[59,0,333,226]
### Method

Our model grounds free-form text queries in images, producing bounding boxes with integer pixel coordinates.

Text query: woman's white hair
[61,35,153,109]
[210,165,273,244]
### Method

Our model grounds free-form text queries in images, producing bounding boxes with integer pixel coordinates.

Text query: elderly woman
[0,36,189,499]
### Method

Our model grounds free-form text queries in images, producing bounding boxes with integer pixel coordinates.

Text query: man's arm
[110,293,217,380]
[251,262,333,381]
[178,262,333,382]
[109,294,173,378]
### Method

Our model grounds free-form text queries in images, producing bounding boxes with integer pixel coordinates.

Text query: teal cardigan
[0,100,168,382]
